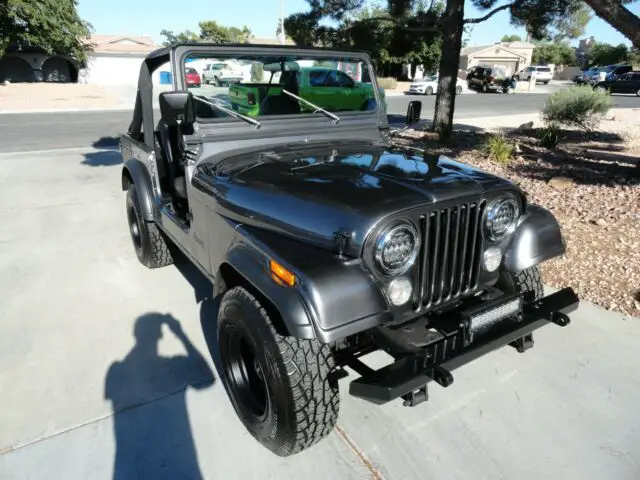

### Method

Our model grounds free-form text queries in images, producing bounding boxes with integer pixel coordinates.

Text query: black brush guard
[348,287,579,406]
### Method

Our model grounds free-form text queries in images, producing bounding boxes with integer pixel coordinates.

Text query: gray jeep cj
[119,43,579,456]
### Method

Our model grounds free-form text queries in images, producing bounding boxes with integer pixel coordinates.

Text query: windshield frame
[172,44,383,126]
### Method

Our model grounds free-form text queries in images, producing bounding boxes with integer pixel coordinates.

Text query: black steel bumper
[349,287,579,405]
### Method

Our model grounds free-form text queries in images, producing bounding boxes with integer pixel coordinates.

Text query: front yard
[397,108,640,317]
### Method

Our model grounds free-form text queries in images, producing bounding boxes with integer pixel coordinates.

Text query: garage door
[86,55,145,85]
[476,58,519,77]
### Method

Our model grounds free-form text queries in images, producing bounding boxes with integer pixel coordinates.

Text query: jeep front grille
[415,200,486,310]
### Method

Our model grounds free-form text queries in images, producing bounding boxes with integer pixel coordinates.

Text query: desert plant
[542,86,612,132]
[538,124,563,149]
[377,77,398,90]
[482,133,514,165]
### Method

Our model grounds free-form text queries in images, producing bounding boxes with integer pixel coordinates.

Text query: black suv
[466,65,503,92]
[119,43,578,456]
[594,71,640,96]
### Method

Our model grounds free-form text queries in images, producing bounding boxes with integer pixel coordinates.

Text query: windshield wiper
[282,89,340,125]
[194,95,261,129]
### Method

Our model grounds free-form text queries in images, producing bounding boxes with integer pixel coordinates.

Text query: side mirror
[405,100,422,125]
[159,91,196,127]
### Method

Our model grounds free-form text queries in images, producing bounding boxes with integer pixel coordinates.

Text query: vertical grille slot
[416,200,486,310]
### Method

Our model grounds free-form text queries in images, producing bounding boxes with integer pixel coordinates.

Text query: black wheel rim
[223,327,269,422]
[127,204,142,251]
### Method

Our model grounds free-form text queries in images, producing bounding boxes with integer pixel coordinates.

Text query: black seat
[157,96,188,202]
[259,71,301,116]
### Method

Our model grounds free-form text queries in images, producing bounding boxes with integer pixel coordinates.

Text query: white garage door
[86,55,145,85]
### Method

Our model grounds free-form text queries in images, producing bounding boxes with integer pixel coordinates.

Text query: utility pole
[280,0,286,44]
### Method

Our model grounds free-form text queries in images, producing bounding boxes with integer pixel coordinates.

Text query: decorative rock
[548,176,573,189]
[594,218,608,227]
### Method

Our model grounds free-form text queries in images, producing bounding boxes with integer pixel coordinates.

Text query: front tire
[456,85,463,94]
[125,184,173,268]
[426,86,434,95]
[217,287,339,456]
[498,266,544,302]
[482,82,488,93]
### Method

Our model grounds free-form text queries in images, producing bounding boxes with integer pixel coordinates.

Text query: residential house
[459,41,535,77]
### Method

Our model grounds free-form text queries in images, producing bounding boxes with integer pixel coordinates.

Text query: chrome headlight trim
[484,195,520,242]
[374,222,420,277]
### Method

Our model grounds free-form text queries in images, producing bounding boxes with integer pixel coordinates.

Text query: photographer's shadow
[105,313,214,480]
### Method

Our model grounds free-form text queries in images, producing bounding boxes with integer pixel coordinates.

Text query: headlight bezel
[374,221,420,277]
[484,194,520,242]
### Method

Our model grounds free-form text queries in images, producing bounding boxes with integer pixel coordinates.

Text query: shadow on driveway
[104,312,214,479]
[82,149,122,167]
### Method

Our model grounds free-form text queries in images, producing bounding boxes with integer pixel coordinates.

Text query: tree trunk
[583,0,640,48]
[432,0,465,139]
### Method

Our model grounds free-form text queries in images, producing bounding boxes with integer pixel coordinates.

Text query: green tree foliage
[160,21,252,46]
[0,0,92,61]
[589,42,631,65]
[501,34,522,42]
[532,41,577,65]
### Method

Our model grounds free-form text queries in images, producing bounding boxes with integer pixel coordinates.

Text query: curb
[0,106,131,115]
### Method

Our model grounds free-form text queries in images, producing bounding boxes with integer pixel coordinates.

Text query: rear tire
[125,184,173,268]
[456,86,462,94]
[636,88,640,97]
[217,287,339,456]
[482,83,488,93]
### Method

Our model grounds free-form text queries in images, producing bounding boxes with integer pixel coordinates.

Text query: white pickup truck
[202,61,245,86]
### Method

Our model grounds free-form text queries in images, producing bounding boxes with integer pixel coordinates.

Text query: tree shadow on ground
[104,312,214,480]
[82,149,122,167]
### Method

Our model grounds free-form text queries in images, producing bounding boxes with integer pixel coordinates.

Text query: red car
[185,67,201,87]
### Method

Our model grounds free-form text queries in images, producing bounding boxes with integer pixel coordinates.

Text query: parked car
[407,74,464,95]
[119,42,578,457]
[583,66,604,84]
[466,65,509,92]
[594,71,640,96]
[184,67,201,88]
[605,64,633,81]
[228,65,382,116]
[515,66,552,84]
[202,61,244,86]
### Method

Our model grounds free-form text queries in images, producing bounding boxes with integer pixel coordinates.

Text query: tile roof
[86,35,158,54]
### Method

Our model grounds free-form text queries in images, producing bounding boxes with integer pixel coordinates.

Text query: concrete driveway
[1,145,639,479]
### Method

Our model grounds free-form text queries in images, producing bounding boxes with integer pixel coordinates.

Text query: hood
[198,142,517,257]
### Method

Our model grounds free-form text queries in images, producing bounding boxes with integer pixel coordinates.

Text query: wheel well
[217,262,289,337]
[121,169,133,191]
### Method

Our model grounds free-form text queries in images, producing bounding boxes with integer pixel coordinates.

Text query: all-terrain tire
[217,287,339,456]
[498,266,544,302]
[126,184,173,268]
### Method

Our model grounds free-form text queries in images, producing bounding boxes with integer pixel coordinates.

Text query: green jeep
[228,62,383,116]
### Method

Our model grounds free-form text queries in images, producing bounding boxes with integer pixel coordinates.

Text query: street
[2,92,637,152]
[1,104,639,479]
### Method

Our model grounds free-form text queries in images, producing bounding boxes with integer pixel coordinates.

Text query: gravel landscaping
[396,109,640,317]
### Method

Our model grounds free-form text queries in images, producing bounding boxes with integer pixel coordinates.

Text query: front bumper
[349,287,579,405]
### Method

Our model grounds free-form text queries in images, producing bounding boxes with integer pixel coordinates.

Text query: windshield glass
[421,75,438,81]
[178,53,379,122]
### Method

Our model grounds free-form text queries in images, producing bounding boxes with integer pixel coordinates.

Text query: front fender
[221,226,391,343]
[503,205,566,272]
[121,159,154,222]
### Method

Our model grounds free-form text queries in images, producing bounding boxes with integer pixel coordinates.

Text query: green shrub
[538,124,563,149]
[377,77,398,90]
[542,85,612,131]
[482,133,514,165]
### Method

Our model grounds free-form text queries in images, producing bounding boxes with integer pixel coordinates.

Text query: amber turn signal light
[270,259,296,287]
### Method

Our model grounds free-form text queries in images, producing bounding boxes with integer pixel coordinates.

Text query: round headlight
[485,196,519,241]
[375,223,420,276]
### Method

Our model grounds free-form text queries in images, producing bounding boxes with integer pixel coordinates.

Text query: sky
[77,0,639,48]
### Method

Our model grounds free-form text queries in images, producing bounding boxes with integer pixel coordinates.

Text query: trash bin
[159,71,172,84]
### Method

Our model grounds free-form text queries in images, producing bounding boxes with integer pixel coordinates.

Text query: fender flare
[121,159,155,222]
[216,242,317,340]
[503,205,566,272]
[215,227,391,343]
